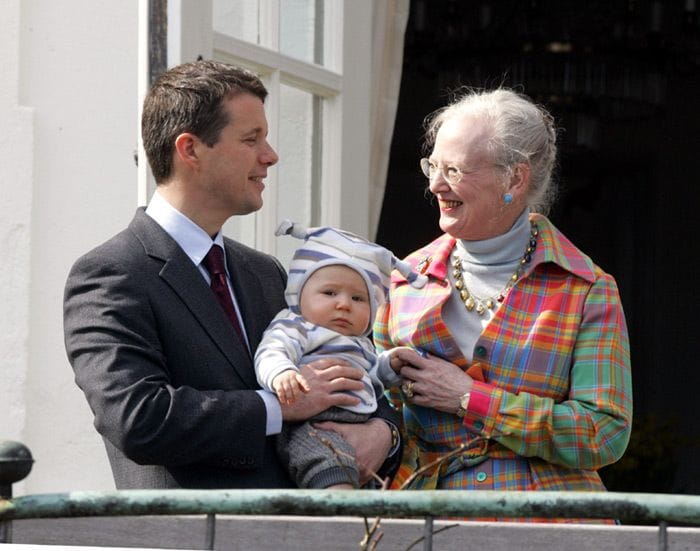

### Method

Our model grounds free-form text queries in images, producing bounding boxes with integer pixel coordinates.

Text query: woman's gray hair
[424,88,558,214]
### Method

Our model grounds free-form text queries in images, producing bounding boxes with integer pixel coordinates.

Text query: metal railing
[2,440,699,550]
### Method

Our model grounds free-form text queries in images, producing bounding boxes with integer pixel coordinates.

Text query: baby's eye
[352,295,367,302]
[322,290,336,296]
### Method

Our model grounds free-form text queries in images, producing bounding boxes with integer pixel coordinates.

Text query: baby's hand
[273,370,311,405]
[388,346,428,373]
[389,351,405,373]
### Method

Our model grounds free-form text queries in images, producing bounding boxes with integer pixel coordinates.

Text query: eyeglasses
[420,158,497,186]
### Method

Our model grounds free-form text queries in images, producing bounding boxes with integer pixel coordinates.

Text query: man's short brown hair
[142,60,267,183]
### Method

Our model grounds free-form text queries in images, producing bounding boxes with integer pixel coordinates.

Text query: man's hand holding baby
[279,358,364,422]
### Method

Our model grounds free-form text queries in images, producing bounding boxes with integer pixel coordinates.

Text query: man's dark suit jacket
[64,208,398,489]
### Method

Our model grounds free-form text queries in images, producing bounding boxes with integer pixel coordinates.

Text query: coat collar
[391,213,598,285]
[391,233,455,285]
[530,213,597,283]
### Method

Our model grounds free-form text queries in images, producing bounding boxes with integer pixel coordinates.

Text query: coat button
[474,345,487,358]
[474,420,484,431]
[476,471,487,483]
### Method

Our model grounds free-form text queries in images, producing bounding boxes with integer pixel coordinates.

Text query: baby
[254,220,426,489]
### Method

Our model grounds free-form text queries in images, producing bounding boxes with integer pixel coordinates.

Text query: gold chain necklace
[451,222,539,316]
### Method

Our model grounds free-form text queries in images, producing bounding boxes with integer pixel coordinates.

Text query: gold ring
[402,380,415,398]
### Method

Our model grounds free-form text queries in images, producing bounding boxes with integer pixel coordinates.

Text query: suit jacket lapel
[129,209,258,389]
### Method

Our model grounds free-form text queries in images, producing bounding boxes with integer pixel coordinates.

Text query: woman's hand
[393,348,473,414]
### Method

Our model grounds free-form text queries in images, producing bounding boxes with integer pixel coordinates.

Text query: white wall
[1,0,392,496]
[1,0,34,481]
[1,0,139,493]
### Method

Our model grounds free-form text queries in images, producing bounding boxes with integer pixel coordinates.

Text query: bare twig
[311,428,387,487]
[368,530,384,550]
[398,432,495,490]
[309,425,509,549]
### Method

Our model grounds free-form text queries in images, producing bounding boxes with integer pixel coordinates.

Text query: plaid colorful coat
[374,214,632,506]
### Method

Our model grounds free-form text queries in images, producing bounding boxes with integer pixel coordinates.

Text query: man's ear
[173,133,200,170]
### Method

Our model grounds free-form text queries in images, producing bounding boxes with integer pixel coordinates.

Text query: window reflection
[280,0,324,65]
[213,0,259,44]
[276,84,322,266]
[213,0,325,66]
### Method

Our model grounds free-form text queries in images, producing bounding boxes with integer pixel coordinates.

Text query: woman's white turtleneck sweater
[442,209,532,363]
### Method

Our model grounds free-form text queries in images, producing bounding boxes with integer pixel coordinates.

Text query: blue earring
[503,193,513,204]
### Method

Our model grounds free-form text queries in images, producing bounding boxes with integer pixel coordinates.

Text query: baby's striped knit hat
[276,220,427,335]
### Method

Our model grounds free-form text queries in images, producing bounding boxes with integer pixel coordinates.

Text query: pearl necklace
[451,222,539,316]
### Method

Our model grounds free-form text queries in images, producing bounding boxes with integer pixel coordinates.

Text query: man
[63,60,397,489]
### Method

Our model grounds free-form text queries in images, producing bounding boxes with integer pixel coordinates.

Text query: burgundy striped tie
[202,245,247,349]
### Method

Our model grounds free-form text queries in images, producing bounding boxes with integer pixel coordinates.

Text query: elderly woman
[374,89,632,513]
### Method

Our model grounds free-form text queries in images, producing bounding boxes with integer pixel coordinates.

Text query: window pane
[213,0,259,44]
[280,0,323,65]
[213,0,324,65]
[275,84,322,267]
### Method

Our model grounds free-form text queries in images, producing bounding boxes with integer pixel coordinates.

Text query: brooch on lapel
[416,256,432,274]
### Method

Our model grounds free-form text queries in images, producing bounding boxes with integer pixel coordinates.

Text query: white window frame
[213,31,343,254]
[138,0,374,260]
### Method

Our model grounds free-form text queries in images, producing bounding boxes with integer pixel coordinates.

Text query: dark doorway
[378,0,700,494]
